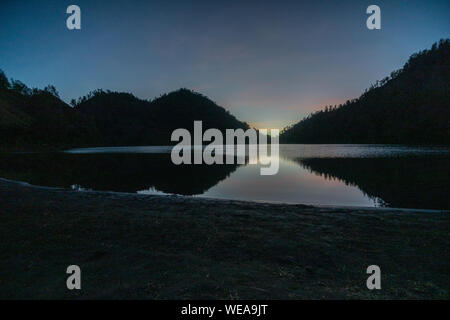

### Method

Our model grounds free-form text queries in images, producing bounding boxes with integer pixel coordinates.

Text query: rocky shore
[0,179,448,299]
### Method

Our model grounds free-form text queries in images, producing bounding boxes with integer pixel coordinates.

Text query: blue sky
[1,0,449,128]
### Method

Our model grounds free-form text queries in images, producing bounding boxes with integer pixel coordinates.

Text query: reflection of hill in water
[0,153,239,195]
[297,157,450,210]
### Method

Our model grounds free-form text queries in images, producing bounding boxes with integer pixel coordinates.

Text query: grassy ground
[0,179,448,299]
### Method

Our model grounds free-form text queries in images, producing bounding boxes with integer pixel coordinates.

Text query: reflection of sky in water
[66,144,449,208]
[67,144,450,157]
[199,157,376,207]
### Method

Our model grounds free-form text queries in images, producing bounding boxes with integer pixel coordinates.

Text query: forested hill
[280,39,450,144]
[0,79,99,150]
[74,89,249,146]
[0,73,249,150]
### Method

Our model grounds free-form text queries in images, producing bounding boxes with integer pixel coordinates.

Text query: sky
[1,0,449,129]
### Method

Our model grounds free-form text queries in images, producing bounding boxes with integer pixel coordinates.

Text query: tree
[0,70,10,89]
[44,85,60,98]
[11,80,31,95]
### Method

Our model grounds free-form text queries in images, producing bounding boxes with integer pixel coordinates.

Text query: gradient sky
[1,0,449,129]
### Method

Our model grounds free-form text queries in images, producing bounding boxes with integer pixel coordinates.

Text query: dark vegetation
[0,73,248,150]
[0,77,98,150]
[74,89,249,146]
[1,40,448,150]
[280,39,450,144]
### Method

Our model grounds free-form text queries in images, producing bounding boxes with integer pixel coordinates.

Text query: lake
[1,144,449,209]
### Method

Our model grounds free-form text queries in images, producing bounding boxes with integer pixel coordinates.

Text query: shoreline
[1,177,446,213]
[0,178,448,299]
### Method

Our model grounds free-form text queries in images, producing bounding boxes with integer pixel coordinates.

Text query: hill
[0,72,248,149]
[280,39,450,144]
[74,88,249,146]
[0,76,98,150]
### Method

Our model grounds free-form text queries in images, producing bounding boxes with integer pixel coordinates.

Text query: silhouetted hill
[0,71,248,149]
[280,39,450,144]
[75,91,156,146]
[151,89,249,132]
[0,77,98,150]
[75,88,249,146]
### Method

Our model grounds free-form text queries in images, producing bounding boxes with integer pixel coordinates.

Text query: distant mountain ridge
[0,73,249,150]
[1,39,449,150]
[74,89,249,146]
[280,39,450,144]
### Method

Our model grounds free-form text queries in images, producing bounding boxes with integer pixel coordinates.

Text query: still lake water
[1,144,449,209]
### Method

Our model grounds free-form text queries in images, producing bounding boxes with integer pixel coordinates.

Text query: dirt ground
[0,179,448,299]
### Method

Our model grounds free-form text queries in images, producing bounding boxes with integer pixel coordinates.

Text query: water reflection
[0,145,448,209]
[297,157,449,209]
[0,153,239,195]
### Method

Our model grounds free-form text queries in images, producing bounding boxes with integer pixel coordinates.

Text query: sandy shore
[0,179,448,299]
